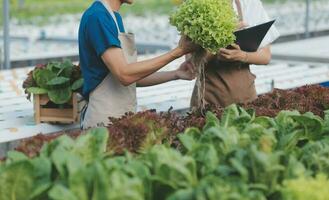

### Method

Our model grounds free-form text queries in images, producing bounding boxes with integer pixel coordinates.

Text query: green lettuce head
[170,0,237,54]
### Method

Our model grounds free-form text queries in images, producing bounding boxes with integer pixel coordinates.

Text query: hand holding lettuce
[170,0,237,109]
[170,0,237,54]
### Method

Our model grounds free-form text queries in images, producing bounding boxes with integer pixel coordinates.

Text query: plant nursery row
[1,85,329,200]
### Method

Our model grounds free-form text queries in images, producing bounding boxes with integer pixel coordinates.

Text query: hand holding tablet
[234,20,276,52]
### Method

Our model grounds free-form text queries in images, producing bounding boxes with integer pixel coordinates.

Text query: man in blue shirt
[79,0,196,128]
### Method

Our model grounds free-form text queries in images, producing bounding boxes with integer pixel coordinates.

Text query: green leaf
[146,145,197,191]
[253,116,277,129]
[47,77,70,88]
[178,128,201,151]
[30,156,52,184]
[220,104,240,128]
[26,87,48,94]
[230,157,249,181]
[275,110,300,130]
[291,113,323,140]
[46,135,75,178]
[29,183,52,200]
[170,0,237,53]
[322,110,329,134]
[233,106,255,129]
[300,138,329,175]
[51,147,73,179]
[166,188,194,200]
[107,170,145,200]
[47,60,73,78]
[5,151,28,164]
[200,126,240,156]
[33,69,56,89]
[90,162,112,200]
[281,174,329,200]
[72,128,109,164]
[71,78,84,91]
[205,112,220,125]
[40,135,75,157]
[58,60,74,78]
[48,87,72,104]
[0,161,35,200]
[67,158,89,200]
[193,176,265,200]
[242,123,276,142]
[46,61,62,72]
[48,184,78,200]
[203,112,220,130]
[283,155,306,179]
[188,144,219,176]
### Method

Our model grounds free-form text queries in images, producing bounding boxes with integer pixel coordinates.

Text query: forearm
[244,46,271,65]
[125,48,183,80]
[218,45,272,65]
[137,71,178,87]
[102,47,184,86]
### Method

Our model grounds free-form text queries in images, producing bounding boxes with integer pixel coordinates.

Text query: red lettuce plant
[12,85,329,158]
[107,110,181,154]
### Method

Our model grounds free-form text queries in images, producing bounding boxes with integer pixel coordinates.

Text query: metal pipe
[3,0,11,69]
[305,0,311,38]
[0,47,2,69]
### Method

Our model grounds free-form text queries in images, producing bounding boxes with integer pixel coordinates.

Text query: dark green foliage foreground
[1,104,329,200]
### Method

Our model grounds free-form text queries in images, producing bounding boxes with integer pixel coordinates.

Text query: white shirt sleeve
[243,0,280,48]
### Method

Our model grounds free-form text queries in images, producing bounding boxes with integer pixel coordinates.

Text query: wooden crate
[33,93,79,124]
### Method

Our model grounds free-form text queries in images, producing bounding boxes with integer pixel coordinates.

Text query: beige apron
[191,0,257,108]
[82,0,137,129]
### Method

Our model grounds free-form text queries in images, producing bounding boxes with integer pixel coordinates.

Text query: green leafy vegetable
[145,145,198,198]
[71,78,84,91]
[281,174,329,200]
[2,103,329,200]
[33,69,56,89]
[170,0,237,53]
[5,151,28,164]
[72,127,108,164]
[48,87,72,105]
[47,77,70,88]
[0,161,35,200]
[48,184,78,200]
[23,60,83,104]
[26,87,48,95]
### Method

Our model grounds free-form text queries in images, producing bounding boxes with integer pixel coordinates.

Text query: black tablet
[234,20,276,52]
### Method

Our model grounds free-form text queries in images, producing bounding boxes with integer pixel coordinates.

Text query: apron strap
[97,0,121,33]
[80,103,88,130]
[234,0,244,21]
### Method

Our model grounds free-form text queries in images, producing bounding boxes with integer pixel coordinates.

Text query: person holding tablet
[190,0,280,108]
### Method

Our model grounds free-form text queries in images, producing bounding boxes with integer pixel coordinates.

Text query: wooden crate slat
[40,108,74,118]
[33,93,79,124]
[39,117,76,123]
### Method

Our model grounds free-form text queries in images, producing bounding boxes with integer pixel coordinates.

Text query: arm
[136,71,178,87]
[244,46,271,65]
[137,59,196,87]
[101,36,197,86]
[102,47,184,86]
[218,44,272,65]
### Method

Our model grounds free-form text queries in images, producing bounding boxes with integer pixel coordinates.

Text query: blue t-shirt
[78,1,125,99]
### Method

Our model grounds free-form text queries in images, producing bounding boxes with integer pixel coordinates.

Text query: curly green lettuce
[170,0,237,54]
[281,174,329,200]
